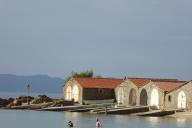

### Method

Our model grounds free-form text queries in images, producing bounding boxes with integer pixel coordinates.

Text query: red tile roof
[153,81,185,92]
[167,81,192,93]
[73,77,123,89]
[73,77,186,91]
[128,77,181,87]
[128,78,151,87]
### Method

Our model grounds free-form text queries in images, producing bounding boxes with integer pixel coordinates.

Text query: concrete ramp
[41,103,114,111]
[97,106,149,114]
[68,108,94,112]
[132,110,176,117]
[91,106,128,113]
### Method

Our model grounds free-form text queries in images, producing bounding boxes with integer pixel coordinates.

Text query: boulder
[0,98,10,107]
[31,95,53,104]
[8,98,14,103]
[10,96,34,106]
[17,96,34,103]
[50,100,74,107]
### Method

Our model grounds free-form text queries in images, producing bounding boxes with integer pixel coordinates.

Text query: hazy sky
[0,0,192,80]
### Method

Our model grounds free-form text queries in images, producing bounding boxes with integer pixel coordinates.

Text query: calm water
[0,110,191,128]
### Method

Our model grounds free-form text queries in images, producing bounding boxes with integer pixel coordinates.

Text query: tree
[64,70,95,85]
[64,70,103,86]
[71,70,94,78]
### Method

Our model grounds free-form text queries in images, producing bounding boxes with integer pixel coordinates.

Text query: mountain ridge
[0,74,64,93]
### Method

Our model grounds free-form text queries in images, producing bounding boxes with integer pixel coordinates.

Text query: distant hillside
[0,74,64,93]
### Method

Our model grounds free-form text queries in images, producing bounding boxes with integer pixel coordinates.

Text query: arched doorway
[150,88,159,108]
[178,91,187,109]
[117,87,124,104]
[129,88,137,106]
[140,89,148,106]
[72,85,79,102]
[66,86,72,100]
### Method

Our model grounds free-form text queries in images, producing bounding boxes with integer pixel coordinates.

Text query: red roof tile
[128,77,181,87]
[153,81,185,92]
[167,81,192,93]
[73,77,123,89]
[73,77,186,91]
[128,78,151,87]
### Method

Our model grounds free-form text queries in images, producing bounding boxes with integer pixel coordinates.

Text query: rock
[31,95,53,104]
[50,100,74,107]
[17,96,34,103]
[13,99,22,106]
[0,98,10,107]
[6,98,15,107]
[14,96,34,105]
[8,98,14,103]
[10,96,35,106]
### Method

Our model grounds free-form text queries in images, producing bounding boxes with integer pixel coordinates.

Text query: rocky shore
[0,98,12,107]
[0,95,74,110]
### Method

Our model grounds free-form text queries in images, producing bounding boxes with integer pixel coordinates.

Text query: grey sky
[0,0,192,80]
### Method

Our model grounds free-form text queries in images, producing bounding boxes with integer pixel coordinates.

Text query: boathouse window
[168,95,172,102]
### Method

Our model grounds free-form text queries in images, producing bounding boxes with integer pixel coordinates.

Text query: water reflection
[176,117,186,127]
[148,117,160,127]
[176,118,186,123]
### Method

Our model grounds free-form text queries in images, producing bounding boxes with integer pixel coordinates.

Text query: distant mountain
[0,74,64,93]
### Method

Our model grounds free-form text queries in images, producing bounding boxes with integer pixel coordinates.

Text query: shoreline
[0,95,192,118]
[1,107,192,118]
[1,104,192,118]
[168,111,192,118]
[0,94,73,110]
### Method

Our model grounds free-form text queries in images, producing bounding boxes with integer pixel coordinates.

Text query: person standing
[96,118,101,128]
[67,121,74,128]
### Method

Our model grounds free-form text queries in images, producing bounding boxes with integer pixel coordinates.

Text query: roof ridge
[127,77,178,80]
[73,77,123,80]
[152,80,186,83]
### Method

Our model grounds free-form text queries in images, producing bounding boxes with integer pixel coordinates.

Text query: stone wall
[83,88,115,100]
[115,80,192,110]
[115,80,139,106]
[115,81,165,109]
[165,82,192,110]
[139,82,165,110]
[63,78,115,105]
[63,79,83,104]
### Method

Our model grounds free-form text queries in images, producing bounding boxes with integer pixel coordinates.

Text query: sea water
[0,109,191,128]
